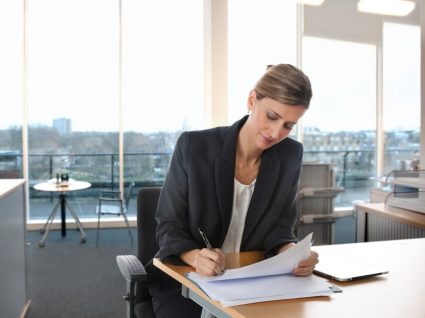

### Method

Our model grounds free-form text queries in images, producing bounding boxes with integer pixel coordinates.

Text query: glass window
[228,0,297,123]
[302,37,377,207]
[0,0,23,179]
[27,0,119,220]
[383,22,420,174]
[122,0,204,215]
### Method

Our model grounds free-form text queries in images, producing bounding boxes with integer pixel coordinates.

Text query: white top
[221,178,256,253]
[33,179,91,192]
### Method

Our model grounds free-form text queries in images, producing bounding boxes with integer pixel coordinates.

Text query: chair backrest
[124,182,135,211]
[136,187,161,265]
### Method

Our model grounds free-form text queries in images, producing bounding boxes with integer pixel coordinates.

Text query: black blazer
[155,115,303,263]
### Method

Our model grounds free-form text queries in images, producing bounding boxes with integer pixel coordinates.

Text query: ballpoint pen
[198,228,225,275]
[198,228,213,249]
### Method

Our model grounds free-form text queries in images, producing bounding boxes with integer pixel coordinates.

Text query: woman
[148,64,319,317]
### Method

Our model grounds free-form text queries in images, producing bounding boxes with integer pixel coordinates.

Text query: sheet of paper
[193,232,313,282]
[186,233,332,307]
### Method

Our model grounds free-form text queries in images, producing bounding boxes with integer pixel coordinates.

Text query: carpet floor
[25,228,137,318]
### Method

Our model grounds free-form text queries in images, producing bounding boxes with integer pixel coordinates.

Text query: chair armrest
[116,255,148,283]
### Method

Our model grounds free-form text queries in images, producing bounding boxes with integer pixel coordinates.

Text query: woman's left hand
[292,250,319,277]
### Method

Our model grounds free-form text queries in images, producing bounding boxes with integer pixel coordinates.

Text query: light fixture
[357,0,416,17]
[297,0,325,6]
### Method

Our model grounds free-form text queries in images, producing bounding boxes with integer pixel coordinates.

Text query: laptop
[313,254,389,282]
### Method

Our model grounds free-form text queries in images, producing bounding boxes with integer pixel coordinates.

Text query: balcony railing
[0,148,420,220]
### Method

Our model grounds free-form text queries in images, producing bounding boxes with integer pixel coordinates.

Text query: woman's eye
[284,123,295,130]
[267,112,277,120]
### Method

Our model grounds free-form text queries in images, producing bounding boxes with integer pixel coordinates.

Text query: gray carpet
[25,228,137,318]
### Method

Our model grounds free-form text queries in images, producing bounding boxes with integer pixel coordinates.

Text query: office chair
[96,181,135,248]
[116,187,161,318]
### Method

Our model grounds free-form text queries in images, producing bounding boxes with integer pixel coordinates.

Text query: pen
[198,227,225,275]
[198,228,213,249]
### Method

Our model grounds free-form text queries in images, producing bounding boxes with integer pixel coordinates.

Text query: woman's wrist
[278,242,296,254]
[180,249,201,267]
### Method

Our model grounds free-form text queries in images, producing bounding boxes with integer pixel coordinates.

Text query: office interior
[1,0,425,317]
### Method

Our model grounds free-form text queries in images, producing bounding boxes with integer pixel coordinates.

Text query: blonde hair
[254,64,312,109]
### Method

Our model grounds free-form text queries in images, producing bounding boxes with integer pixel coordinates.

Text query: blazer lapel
[215,157,234,239]
[242,146,281,245]
[214,116,247,240]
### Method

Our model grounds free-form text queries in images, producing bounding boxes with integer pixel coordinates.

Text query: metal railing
[0,148,420,219]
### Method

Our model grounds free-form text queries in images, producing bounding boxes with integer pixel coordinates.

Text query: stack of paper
[187,233,332,307]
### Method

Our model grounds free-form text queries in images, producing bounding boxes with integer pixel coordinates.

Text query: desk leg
[39,201,61,247]
[181,286,232,318]
[65,200,86,243]
[60,194,66,237]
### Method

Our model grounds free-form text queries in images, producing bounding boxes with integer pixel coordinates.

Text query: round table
[34,179,91,247]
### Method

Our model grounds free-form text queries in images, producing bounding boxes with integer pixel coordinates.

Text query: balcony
[0,148,420,223]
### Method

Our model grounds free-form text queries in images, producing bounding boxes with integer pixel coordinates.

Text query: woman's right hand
[180,248,226,276]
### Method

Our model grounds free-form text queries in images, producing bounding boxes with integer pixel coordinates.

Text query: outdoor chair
[96,181,135,247]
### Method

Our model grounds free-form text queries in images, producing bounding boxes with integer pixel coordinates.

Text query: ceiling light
[357,0,416,17]
[297,0,325,6]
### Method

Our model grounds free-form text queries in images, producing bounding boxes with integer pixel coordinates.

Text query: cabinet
[360,170,425,242]
[295,163,345,245]
[355,202,425,242]
[0,179,30,317]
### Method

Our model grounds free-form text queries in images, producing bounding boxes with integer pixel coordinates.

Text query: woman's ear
[247,90,256,112]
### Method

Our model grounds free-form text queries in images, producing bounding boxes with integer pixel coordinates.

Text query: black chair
[96,182,135,248]
[116,187,161,318]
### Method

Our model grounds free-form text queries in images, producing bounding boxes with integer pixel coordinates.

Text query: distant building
[53,118,72,136]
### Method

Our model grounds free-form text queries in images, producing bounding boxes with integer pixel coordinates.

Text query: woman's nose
[268,122,280,139]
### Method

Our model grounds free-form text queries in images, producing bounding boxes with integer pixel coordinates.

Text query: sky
[0,1,421,134]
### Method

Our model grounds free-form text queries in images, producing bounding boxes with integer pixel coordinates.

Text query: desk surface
[33,179,91,192]
[356,202,425,229]
[154,238,425,318]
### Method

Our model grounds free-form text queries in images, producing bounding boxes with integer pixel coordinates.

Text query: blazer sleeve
[155,132,203,263]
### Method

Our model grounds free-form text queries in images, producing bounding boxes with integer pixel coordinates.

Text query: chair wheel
[81,238,86,243]
[38,241,45,247]
[40,229,45,234]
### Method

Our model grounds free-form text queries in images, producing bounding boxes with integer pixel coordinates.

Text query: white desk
[0,179,30,318]
[34,179,91,247]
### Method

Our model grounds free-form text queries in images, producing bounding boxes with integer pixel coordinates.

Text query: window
[302,37,377,207]
[26,0,204,220]
[383,22,420,174]
[0,0,23,179]
[122,0,204,215]
[2,1,423,223]
[27,0,119,220]
[228,0,297,123]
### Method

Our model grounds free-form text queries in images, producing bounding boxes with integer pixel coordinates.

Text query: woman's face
[246,90,306,151]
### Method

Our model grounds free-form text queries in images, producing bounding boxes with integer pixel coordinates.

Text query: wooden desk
[154,238,425,318]
[356,202,425,242]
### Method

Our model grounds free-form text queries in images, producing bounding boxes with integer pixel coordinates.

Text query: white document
[193,232,313,282]
[186,233,333,307]
[191,274,332,307]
